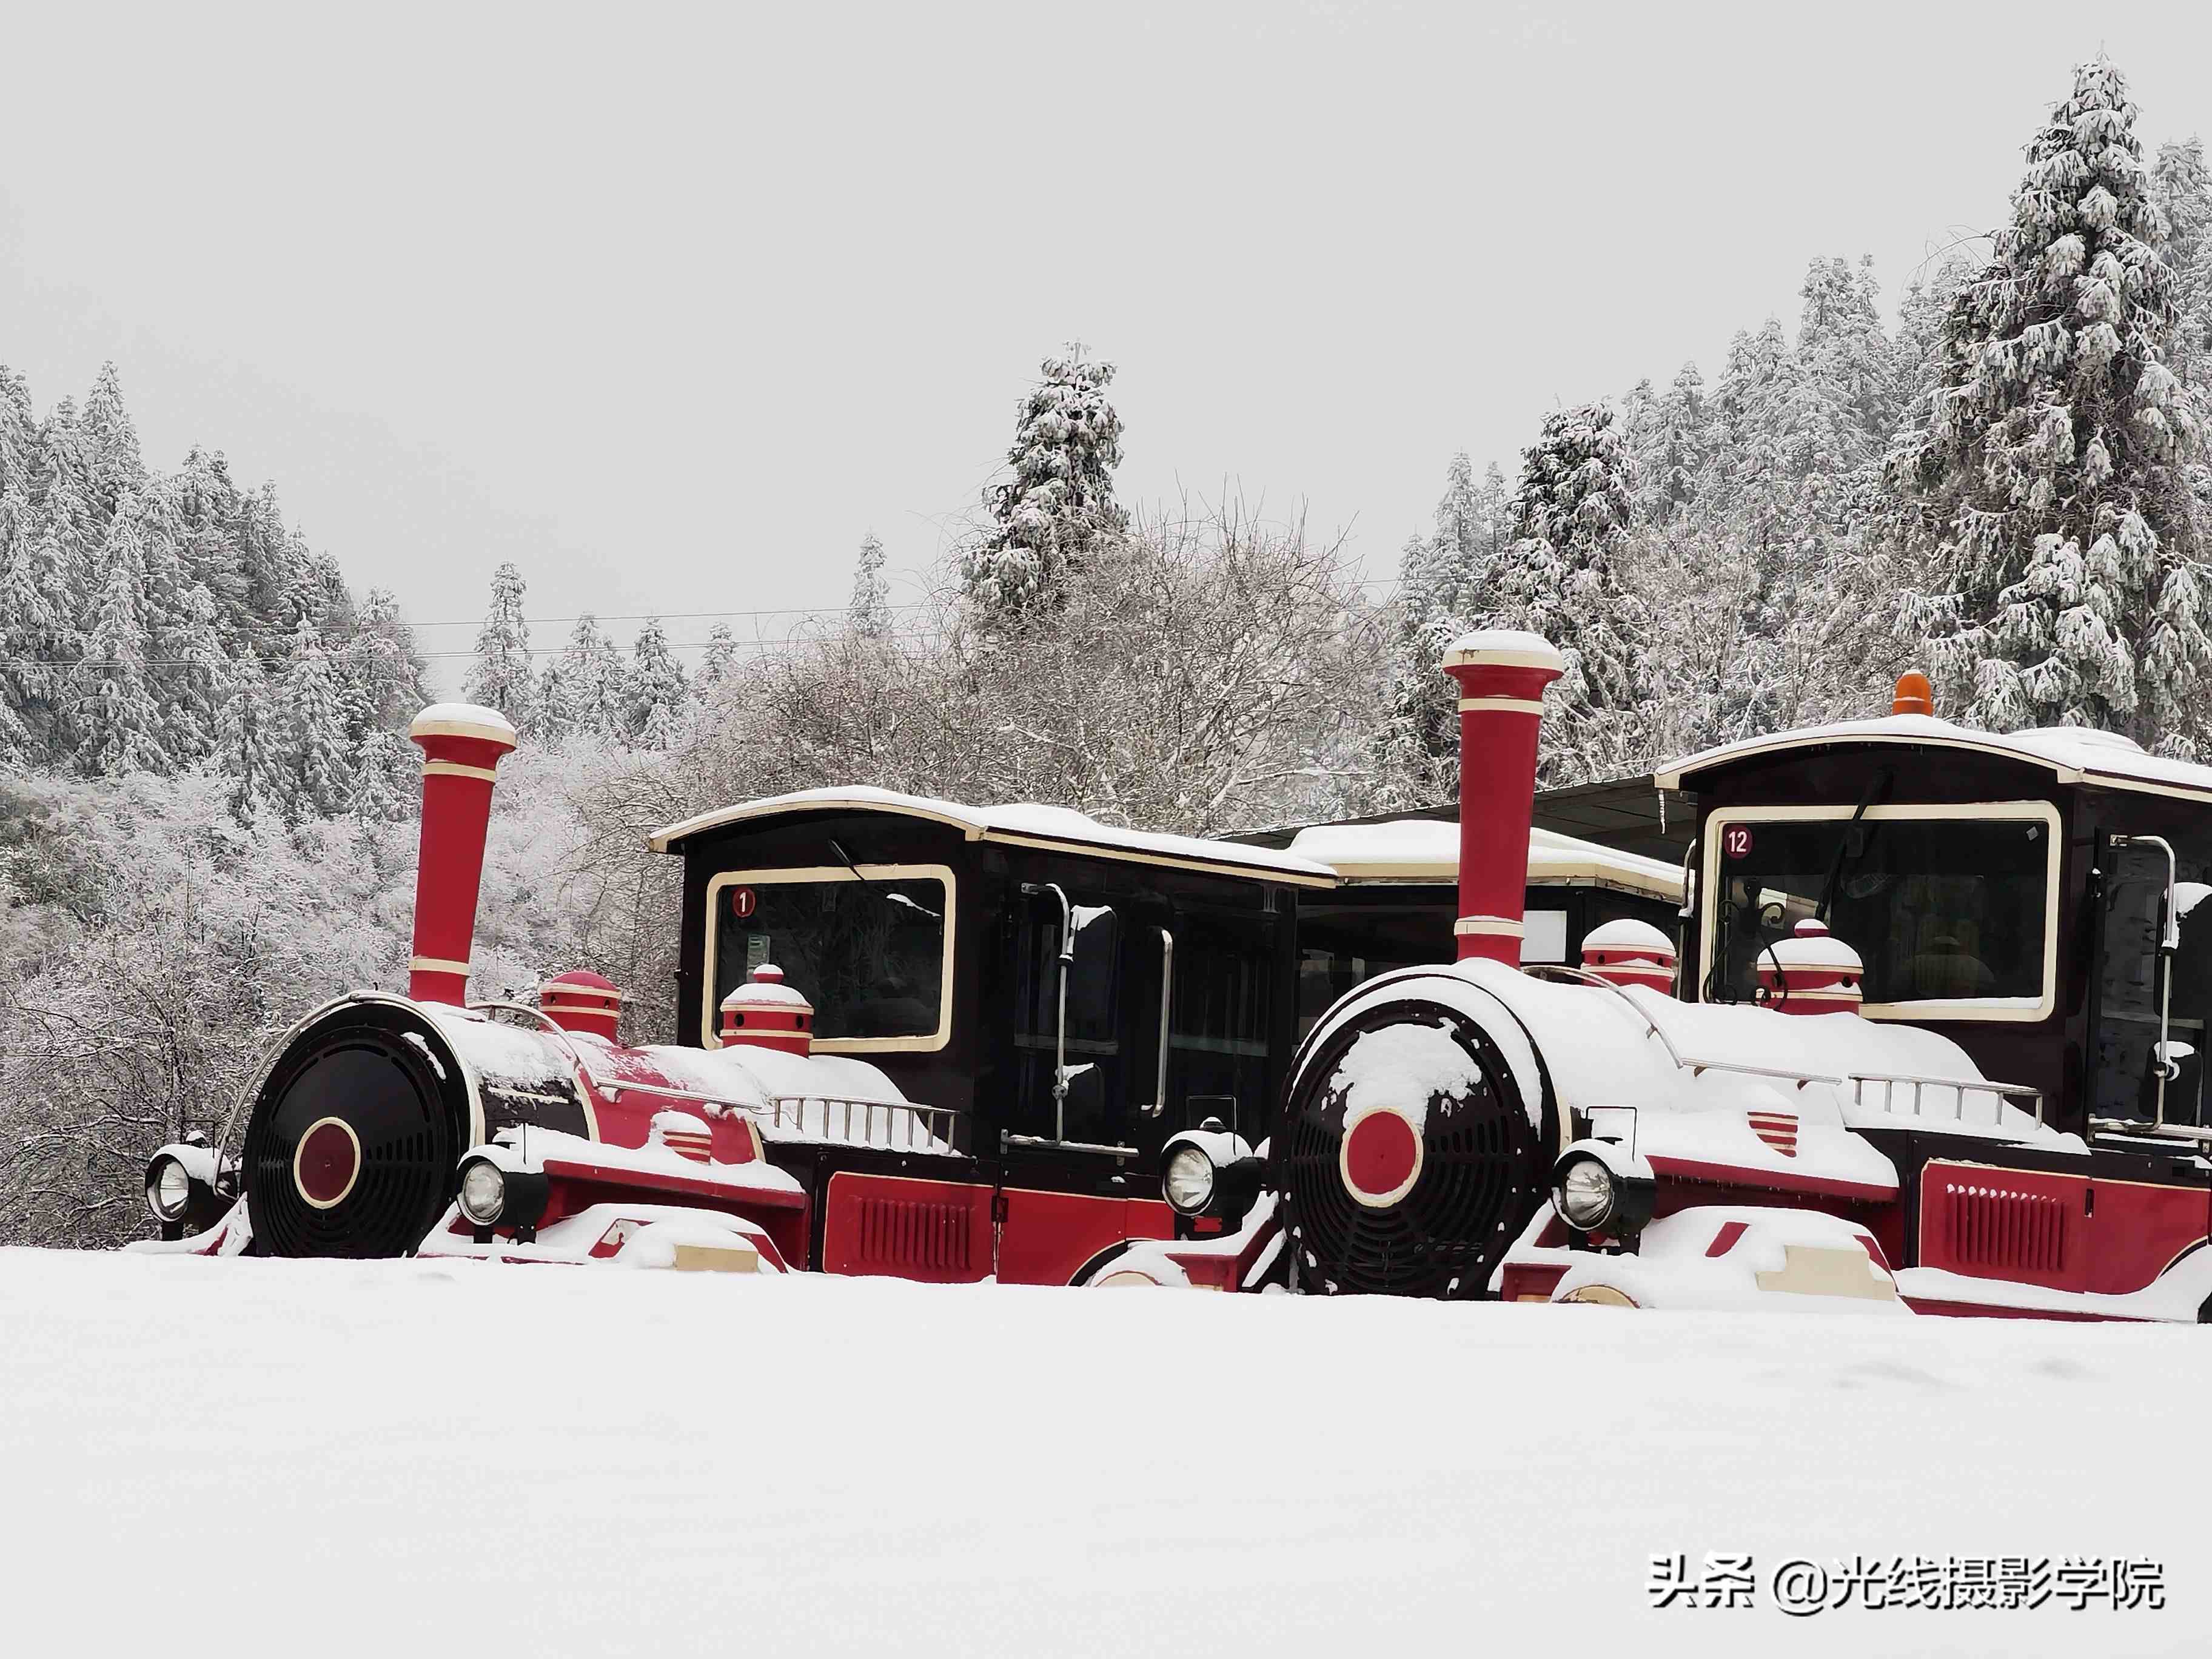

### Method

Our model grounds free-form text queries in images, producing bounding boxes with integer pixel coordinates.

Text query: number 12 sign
[1722,826,1755,860]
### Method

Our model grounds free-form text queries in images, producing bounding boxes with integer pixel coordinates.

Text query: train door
[2092,835,2209,1130]
[2082,832,2212,1296]
[1156,911,1277,1147]
[993,883,1176,1282]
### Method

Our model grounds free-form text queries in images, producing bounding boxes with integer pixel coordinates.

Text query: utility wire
[398,575,1406,629]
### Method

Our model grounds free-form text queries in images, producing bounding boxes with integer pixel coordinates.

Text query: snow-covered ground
[4,1248,2205,1658]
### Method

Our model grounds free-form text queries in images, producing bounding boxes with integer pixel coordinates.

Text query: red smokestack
[407,703,518,1005]
[1443,631,1564,966]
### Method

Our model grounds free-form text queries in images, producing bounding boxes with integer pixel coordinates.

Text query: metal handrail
[2114,834,2181,1130]
[1022,882,1076,1141]
[1520,964,2046,1127]
[1003,1131,1139,1159]
[760,1093,968,1154]
[1143,924,1175,1119]
[2091,1115,2212,1147]
[1846,1071,2045,1127]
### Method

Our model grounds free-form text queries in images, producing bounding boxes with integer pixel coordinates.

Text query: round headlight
[1555,1156,1617,1231]
[147,1156,192,1222]
[458,1159,507,1225]
[1164,1146,1216,1214]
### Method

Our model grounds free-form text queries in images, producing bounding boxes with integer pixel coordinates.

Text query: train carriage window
[706,866,952,1050]
[1703,807,2057,1018]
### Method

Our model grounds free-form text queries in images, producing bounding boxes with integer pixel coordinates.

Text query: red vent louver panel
[856,1196,974,1275]
[1919,1164,2086,1292]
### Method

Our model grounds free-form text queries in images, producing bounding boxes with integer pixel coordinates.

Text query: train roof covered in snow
[1657,712,2212,803]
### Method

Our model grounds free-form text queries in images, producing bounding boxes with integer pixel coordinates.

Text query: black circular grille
[1275,992,1548,1298]
[243,1002,466,1258]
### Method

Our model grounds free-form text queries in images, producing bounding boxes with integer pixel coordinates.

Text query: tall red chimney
[407,704,518,1005]
[1442,631,1564,966]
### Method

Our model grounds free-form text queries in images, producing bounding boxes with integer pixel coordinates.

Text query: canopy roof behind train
[651,785,1684,899]
[1275,817,1681,902]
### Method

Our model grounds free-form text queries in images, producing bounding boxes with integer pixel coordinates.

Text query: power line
[0,638,937,669]
[400,576,1406,629]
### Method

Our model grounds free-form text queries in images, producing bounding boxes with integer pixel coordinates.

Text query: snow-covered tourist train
[134,699,1678,1279]
[139,628,2212,1321]
[1109,637,2212,1321]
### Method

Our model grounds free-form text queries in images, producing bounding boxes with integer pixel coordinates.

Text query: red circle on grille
[1342,1109,1421,1207]
[295,1118,362,1208]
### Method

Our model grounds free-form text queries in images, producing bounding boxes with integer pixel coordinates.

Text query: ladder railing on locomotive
[1520,965,2047,1128]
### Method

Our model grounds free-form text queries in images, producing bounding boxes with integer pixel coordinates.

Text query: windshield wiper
[828,839,940,920]
[1816,766,1894,926]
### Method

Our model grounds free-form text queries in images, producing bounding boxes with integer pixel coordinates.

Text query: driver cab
[1661,709,2212,1147]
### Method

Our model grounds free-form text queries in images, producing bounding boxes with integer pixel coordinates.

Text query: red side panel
[819,1174,1178,1286]
[2082,1178,2209,1297]
[997,1189,1173,1286]
[1917,1162,2087,1293]
[820,1174,993,1282]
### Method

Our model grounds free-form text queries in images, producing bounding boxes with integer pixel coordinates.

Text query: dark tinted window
[713,874,945,1039]
[1170,928,1272,1139]
[1708,815,2049,1007]
[1295,903,1453,1036]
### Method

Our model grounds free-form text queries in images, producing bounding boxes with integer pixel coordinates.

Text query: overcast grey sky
[4,1,2208,675]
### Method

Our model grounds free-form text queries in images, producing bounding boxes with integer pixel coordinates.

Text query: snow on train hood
[419,1004,946,1154]
[631,1043,951,1153]
[1453,958,2079,1153]
[1295,957,2077,1202]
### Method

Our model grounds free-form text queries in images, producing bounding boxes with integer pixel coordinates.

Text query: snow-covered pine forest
[6,54,2212,1247]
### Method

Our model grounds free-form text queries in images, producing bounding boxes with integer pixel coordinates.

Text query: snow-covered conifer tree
[1493,403,1651,783]
[1892,56,2207,746]
[343,588,426,738]
[0,366,35,498]
[349,725,417,822]
[696,623,737,697]
[463,562,536,728]
[626,617,688,745]
[2153,137,2212,409]
[279,617,353,819]
[1631,364,1709,526]
[216,654,274,820]
[73,497,170,777]
[78,361,146,514]
[850,533,893,638]
[1369,454,1511,802]
[154,580,231,765]
[964,348,1127,617]
[538,613,624,740]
